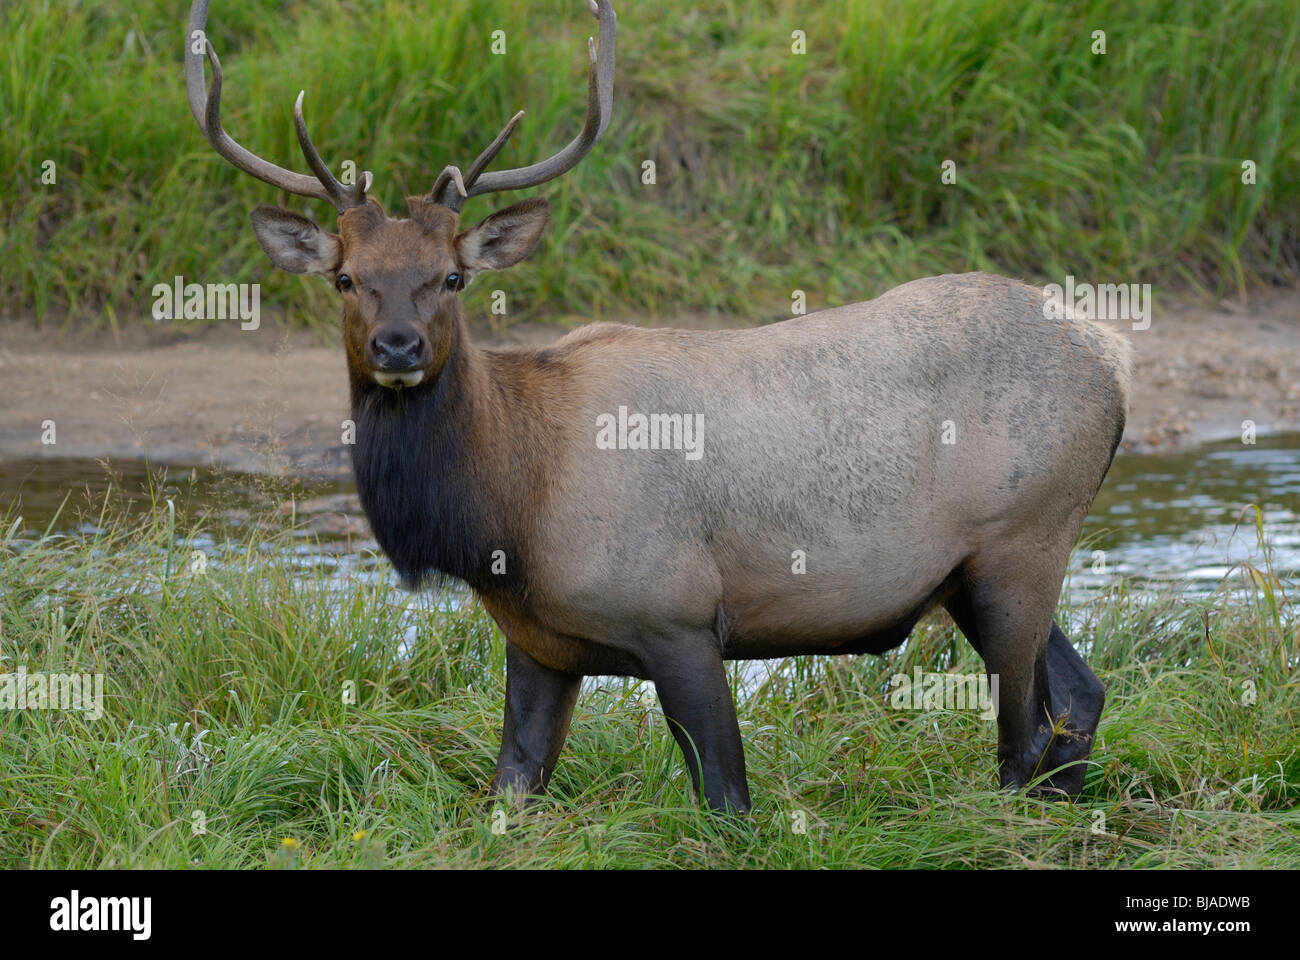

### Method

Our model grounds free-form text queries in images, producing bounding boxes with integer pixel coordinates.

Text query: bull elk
[186,0,1130,813]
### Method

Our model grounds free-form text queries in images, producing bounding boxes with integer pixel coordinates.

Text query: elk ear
[454,197,550,278]
[250,205,341,276]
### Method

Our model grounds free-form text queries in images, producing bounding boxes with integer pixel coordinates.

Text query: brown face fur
[336,198,464,390]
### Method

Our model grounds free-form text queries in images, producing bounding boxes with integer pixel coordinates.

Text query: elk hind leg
[943,541,1102,796]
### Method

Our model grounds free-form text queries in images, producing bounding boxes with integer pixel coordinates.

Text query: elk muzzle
[367,325,432,388]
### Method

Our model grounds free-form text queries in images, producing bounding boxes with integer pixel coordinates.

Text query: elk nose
[369,328,427,371]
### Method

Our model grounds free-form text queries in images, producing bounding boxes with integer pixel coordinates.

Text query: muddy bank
[1,286,1297,477]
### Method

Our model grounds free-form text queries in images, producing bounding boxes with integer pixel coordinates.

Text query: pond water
[1070,435,1300,595]
[3,434,1299,601]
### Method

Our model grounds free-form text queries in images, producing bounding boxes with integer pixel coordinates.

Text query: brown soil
[2,287,1297,477]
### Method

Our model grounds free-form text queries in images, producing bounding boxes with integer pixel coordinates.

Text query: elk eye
[444,273,461,291]
[336,273,353,293]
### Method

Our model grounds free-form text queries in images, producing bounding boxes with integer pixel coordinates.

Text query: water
[4,435,1300,598]
[0,455,459,663]
[0,457,353,541]
[1074,436,1300,596]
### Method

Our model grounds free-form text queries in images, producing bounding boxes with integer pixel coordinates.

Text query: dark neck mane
[348,318,530,597]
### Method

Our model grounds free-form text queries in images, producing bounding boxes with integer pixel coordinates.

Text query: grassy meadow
[0,487,1296,869]
[2,0,1299,330]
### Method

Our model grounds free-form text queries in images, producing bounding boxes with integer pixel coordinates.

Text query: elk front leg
[652,638,752,814]
[491,642,581,803]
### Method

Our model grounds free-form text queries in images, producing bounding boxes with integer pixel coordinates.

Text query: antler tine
[432,111,526,211]
[430,164,470,207]
[464,110,527,190]
[186,0,369,212]
[293,92,368,209]
[430,0,616,209]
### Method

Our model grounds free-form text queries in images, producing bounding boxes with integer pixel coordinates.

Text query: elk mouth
[373,370,426,389]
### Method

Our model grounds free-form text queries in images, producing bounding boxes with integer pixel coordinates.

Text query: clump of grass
[2,0,1297,331]
[0,489,1295,868]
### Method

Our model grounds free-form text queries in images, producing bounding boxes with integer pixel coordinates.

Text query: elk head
[185,0,616,391]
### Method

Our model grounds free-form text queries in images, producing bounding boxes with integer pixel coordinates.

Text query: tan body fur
[480,273,1130,677]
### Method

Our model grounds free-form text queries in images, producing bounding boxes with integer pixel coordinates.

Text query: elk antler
[430,0,616,211]
[185,0,372,212]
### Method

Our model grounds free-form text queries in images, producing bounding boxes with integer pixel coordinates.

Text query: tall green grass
[1,0,1298,331]
[0,489,1295,868]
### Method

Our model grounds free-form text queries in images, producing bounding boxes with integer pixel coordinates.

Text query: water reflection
[1074,435,1300,597]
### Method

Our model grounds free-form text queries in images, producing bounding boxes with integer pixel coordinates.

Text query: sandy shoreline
[1,286,1297,478]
